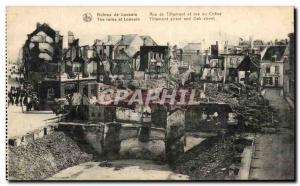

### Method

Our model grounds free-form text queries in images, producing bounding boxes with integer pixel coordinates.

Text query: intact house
[259,45,288,88]
[283,33,295,109]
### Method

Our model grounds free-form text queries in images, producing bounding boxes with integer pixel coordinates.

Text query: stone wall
[165,109,185,164]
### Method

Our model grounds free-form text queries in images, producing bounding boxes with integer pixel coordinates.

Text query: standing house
[283,33,295,108]
[260,45,288,87]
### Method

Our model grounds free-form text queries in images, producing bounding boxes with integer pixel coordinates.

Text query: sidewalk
[7,106,56,138]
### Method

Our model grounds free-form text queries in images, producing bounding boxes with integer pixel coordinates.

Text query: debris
[8,132,93,180]
[205,83,279,132]
[261,127,276,134]
[99,161,113,167]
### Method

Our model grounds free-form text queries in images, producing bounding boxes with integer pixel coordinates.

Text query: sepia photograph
[6,6,295,181]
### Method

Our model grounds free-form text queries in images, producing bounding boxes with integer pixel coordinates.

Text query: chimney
[225,41,228,54]
[205,49,209,64]
[68,31,75,47]
[36,22,41,28]
[55,31,60,43]
[121,35,124,41]
[180,49,183,62]
[108,35,111,42]
[143,37,146,46]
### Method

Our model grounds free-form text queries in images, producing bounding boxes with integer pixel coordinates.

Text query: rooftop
[261,45,287,61]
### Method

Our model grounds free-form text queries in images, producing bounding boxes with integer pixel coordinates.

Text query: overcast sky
[7,6,294,62]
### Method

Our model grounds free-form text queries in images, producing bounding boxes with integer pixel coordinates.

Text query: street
[249,89,295,180]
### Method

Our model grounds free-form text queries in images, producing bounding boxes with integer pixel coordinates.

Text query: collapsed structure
[19,22,293,162]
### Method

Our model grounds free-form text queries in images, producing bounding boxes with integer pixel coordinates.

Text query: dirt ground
[48,159,189,180]
[249,89,295,180]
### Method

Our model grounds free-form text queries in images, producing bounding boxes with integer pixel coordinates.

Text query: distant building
[183,43,202,54]
[283,33,295,108]
[260,45,288,87]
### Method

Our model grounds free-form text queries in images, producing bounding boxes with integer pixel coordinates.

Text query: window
[263,77,273,86]
[266,66,270,73]
[271,55,276,62]
[275,66,279,74]
[47,88,55,100]
[74,66,80,72]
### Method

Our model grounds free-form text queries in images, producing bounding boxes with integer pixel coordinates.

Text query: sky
[7,6,294,62]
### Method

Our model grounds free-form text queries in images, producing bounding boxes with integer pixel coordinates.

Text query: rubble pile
[173,135,253,180]
[173,136,235,180]
[205,83,279,132]
[8,132,93,180]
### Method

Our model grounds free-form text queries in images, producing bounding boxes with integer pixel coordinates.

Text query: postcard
[6,6,295,181]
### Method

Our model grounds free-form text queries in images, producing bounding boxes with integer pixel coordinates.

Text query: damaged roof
[124,47,138,58]
[139,35,158,46]
[116,34,138,46]
[237,55,259,71]
[261,45,287,61]
[102,35,122,45]
[114,50,131,61]
[100,34,157,48]
[29,23,57,39]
